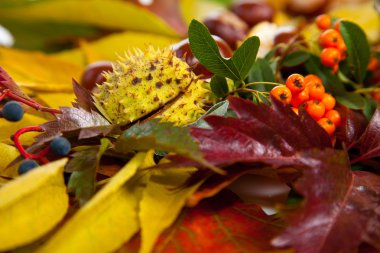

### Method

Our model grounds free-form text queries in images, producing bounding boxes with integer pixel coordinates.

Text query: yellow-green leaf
[0,113,46,146]
[329,2,380,43]
[54,31,179,66]
[37,152,150,253]
[0,143,20,178]
[0,47,82,92]
[0,0,177,36]
[0,158,68,251]
[139,167,202,253]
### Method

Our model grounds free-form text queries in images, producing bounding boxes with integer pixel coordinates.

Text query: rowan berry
[286,74,305,94]
[307,81,325,100]
[320,47,341,68]
[2,101,24,122]
[291,87,309,107]
[333,19,341,32]
[321,93,336,111]
[368,57,379,72]
[305,100,325,120]
[373,92,380,103]
[316,14,331,30]
[325,109,341,126]
[319,29,342,49]
[270,85,292,105]
[304,74,322,86]
[318,118,336,135]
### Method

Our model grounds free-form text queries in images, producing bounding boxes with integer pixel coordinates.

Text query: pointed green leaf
[210,75,228,98]
[340,21,370,83]
[188,19,240,80]
[282,51,310,67]
[230,36,260,79]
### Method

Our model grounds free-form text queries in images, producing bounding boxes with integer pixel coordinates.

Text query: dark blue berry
[2,101,24,122]
[50,137,71,156]
[18,159,39,175]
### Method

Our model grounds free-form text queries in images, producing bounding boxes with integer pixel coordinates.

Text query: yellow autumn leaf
[329,2,380,43]
[0,0,177,36]
[0,158,68,251]
[55,31,180,66]
[0,143,20,178]
[139,167,202,253]
[0,47,82,92]
[36,92,76,108]
[37,152,151,253]
[0,113,46,146]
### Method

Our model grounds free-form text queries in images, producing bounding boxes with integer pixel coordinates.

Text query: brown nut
[172,35,233,79]
[286,0,327,15]
[203,10,248,50]
[81,61,113,91]
[231,0,275,28]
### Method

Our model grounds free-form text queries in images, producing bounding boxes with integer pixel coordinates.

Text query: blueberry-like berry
[50,137,71,156]
[2,101,24,122]
[18,159,39,175]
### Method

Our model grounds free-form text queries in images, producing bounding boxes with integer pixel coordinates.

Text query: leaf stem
[245,81,282,88]
[11,126,51,160]
[353,87,380,94]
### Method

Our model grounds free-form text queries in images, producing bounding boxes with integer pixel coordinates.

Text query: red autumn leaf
[351,107,380,163]
[335,105,367,149]
[119,191,286,253]
[272,149,380,253]
[186,96,331,168]
[0,66,30,98]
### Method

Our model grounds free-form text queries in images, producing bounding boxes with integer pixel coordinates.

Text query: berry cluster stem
[12,126,50,161]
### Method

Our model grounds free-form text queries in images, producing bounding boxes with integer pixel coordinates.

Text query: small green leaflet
[188,100,230,129]
[67,138,111,205]
[248,58,275,91]
[282,51,310,67]
[188,19,259,81]
[340,21,370,83]
[210,75,228,98]
[115,119,224,174]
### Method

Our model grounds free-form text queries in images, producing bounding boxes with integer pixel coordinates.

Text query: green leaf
[363,98,378,120]
[68,138,111,205]
[340,21,370,83]
[305,55,346,95]
[188,20,239,80]
[139,167,203,253]
[188,100,230,129]
[282,51,310,67]
[210,75,228,98]
[230,36,260,79]
[248,58,275,91]
[115,119,224,174]
[336,93,366,110]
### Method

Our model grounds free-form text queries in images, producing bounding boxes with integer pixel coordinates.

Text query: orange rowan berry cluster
[316,14,347,73]
[270,73,341,136]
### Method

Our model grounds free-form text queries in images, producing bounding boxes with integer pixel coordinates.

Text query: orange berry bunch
[315,14,347,73]
[270,73,341,136]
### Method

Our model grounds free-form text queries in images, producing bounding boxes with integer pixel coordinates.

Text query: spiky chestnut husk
[93,46,209,126]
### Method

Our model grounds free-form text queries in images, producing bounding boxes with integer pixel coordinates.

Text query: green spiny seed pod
[93,46,209,126]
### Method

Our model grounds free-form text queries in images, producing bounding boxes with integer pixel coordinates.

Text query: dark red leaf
[351,107,380,163]
[154,191,285,253]
[335,105,367,149]
[272,149,380,253]
[37,106,113,142]
[186,96,331,168]
[72,79,99,113]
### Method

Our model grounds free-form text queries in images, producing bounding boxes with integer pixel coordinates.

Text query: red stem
[12,126,50,160]
[1,89,61,114]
